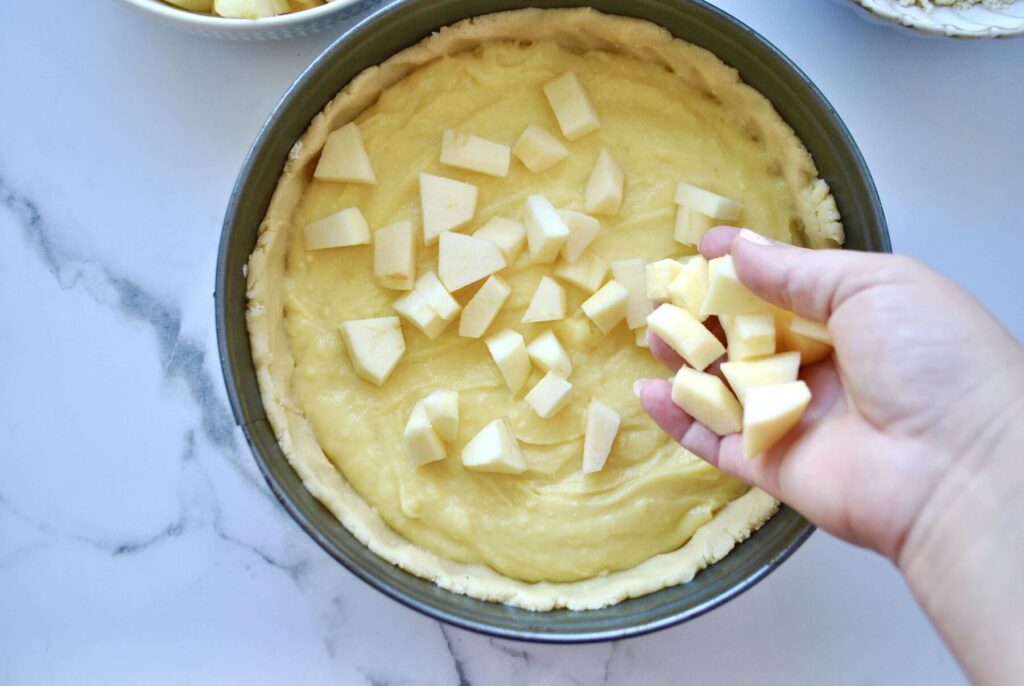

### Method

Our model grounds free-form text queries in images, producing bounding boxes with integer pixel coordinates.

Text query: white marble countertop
[2,1,1021,684]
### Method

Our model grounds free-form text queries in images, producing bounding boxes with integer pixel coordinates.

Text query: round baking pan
[216,0,890,642]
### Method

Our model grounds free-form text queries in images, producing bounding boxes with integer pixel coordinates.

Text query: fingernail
[633,379,647,399]
[739,228,771,246]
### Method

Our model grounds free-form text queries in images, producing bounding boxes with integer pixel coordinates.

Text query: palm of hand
[765,272,987,561]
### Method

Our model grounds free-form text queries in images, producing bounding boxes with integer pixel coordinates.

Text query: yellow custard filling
[282,40,809,584]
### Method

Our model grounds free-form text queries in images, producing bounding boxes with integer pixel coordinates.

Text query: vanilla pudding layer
[247,8,842,610]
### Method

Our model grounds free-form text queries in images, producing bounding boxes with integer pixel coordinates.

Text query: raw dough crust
[246,8,841,611]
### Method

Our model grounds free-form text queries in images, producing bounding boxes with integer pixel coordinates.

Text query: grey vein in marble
[0,174,261,498]
[323,594,348,660]
[112,431,195,556]
[601,640,634,686]
[488,638,530,662]
[0,490,59,567]
[177,430,309,583]
[1,428,308,590]
[440,624,474,686]
[0,176,316,583]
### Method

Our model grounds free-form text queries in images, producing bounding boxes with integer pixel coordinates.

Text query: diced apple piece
[700,255,769,318]
[461,419,527,474]
[473,217,526,265]
[458,276,511,339]
[215,0,289,18]
[674,182,744,221]
[513,124,569,173]
[313,122,376,184]
[422,389,459,442]
[419,173,478,246]
[525,372,573,419]
[646,304,725,372]
[668,255,709,321]
[584,149,624,216]
[303,207,371,250]
[438,232,507,292]
[440,129,511,177]
[779,329,832,365]
[339,317,405,386]
[405,402,446,467]
[721,313,776,361]
[611,258,653,330]
[393,290,447,340]
[485,328,531,394]
[743,381,812,459]
[646,258,684,302]
[720,351,801,405]
[789,315,832,345]
[542,71,601,141]
[635,326,650,348]
[413,270,461,322]
[558,210,601,263]
[374,221,416,290]
[582,398,620,474]
[524,195,570,264]
[522,276,567,323]
[553,252,609,294]
[581,280,630,335]
[671,367,742,436]
[774,309,833,364]
[674,206,716,247]
[222,0,281,18]
[526,330,572,378]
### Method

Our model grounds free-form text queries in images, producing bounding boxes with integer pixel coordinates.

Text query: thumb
[699,227,894,322]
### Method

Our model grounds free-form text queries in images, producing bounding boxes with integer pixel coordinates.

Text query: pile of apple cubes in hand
[307,71,833,479]
[647,245,833,459]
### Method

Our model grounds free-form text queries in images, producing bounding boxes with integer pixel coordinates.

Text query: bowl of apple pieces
[119,0,380,39]
[218,0,889,640]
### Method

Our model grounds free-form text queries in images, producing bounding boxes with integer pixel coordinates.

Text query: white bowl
[847,0,1024,38]
[118,0,384,40]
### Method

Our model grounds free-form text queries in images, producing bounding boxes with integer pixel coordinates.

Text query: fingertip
[648,328,685,372]
[637,378,691,445]
[699,226,740,258]
[637,378,727,467]
[729,228,785,269]
[632,379,645,399]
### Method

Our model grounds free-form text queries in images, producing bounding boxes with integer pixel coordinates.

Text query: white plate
[847,0,1024,38]
[118,0,382,40]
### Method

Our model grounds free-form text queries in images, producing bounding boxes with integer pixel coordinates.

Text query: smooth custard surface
[283,41,805,583]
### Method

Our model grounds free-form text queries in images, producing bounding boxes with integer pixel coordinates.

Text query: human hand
[636,227,1024,563]
[636,227,1024,685]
